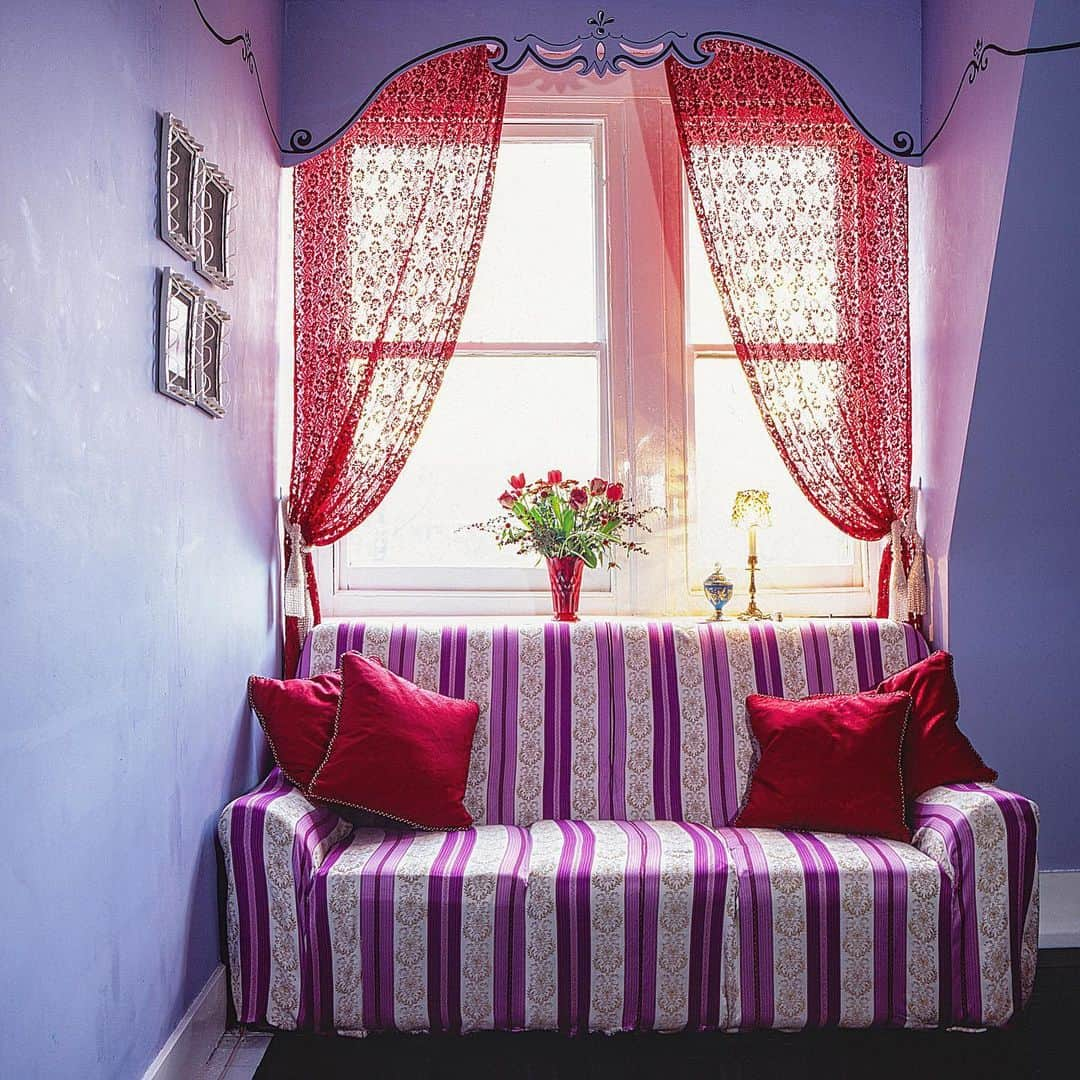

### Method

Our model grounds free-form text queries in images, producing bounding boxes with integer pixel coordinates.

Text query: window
[322,66,870,617]
[685,198,867,605]
[338,123,614,606]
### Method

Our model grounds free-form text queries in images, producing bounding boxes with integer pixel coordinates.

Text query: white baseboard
[142,964,227,1080]
[1040,871,1080,949]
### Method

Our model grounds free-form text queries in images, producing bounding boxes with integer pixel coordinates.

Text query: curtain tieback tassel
[905,486,927,620]
[283,505,314,642]
[887,520,909,623]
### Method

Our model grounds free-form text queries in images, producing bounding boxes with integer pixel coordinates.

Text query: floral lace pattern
[285,47,506,673]
[667,41,911,565]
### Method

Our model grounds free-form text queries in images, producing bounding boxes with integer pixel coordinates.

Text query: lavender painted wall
[0,1,282,1076]
[947,0,1080,871]
[282,0,921,164]
[909,0,1034,645]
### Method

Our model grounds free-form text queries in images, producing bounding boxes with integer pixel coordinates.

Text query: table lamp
[731,489,772,621]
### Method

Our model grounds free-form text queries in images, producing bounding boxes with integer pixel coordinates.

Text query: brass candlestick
[738,553,769,620]
[732,491,772,621]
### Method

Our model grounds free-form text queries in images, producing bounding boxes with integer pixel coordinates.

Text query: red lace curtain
[285,47,506,673]
[666,42,919,619]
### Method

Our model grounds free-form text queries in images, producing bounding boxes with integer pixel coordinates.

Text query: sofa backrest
[300,618,928,828]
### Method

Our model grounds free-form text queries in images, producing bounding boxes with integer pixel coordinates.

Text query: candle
[748,524,757,559]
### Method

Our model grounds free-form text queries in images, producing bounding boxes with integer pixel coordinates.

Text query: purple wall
[909,0,1034,645]
[946,0,1080,871]
[0,2,282,1076]
[282,0,921,164]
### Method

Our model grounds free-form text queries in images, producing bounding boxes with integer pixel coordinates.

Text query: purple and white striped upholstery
[218,770,351,1029]
[220,617,1038,1035]
[312,823,531,1034]
[299,618,929,828]
[911,783,1040,1027]
[717,827,948,1029]
[523,819,738,1034]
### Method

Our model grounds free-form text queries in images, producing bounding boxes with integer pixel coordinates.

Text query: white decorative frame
[194,159,235,288]
[159,113,203,261]
[196,298,230,417]
[157,268,203,405]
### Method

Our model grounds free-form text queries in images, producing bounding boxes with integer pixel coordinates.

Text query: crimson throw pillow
[876,650,997,797]
[248,669,340,791]
[308,651,479,830]
[735,691,913,841]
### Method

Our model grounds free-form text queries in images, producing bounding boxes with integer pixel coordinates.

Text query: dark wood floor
[256,950,1079,1079]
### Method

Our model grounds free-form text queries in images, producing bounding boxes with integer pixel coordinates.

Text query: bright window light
[458,140,598,343]
[344,127,606,580]
[345,353,600,569]
[690,354,854,579]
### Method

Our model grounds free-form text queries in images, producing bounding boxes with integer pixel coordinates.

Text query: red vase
[546,556,584,622]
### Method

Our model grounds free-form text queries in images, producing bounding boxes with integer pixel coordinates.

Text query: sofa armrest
[910,783,1039,1026]
[218,768,353,1029]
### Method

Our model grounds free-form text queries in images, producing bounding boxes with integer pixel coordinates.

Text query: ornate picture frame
[194,159,235,289]
[195,297,230,418]
[157,268,203,405]
[158,113,203,261]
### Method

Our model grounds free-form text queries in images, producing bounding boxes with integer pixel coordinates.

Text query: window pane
[691,355,853,577]
[457,138,598,343]
[346,353,601,568]
[686,206,733,345]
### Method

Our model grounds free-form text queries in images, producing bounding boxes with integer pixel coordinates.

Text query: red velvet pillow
[308,651,479,830]
[876,650,997,797]
[248,670,340,791]
[736,691,913,841]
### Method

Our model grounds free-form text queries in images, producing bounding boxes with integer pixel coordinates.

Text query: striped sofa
[219,618,1038,1036]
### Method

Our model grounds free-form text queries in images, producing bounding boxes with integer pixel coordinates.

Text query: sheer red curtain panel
[285,47,506,674]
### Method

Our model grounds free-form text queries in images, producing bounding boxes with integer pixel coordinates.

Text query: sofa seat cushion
[311,823,532,1034]
[524,819,739,1034]
[715,827,948,1030]
[310,818,741,1035]
[305,817,954,1036]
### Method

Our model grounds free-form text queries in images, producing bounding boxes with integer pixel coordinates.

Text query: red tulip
[498,490,517,509]
[568,486,588,510]
[546,469,563,484]
[509,473,526,491]
[589,477,607,496]
[606,482,624,501]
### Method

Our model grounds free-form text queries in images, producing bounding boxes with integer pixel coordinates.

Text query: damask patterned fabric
[312,823,532,1034]
[523,819,738,1034]
[218,770,352,1028]
[220,619,1038,1034]
[719,827,948,1029]
[285,47,506,674]
[666,43,912,616]
[298,617,928,828]
[912,783,1040,1027]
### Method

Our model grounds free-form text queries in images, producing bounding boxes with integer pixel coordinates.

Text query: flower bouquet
[468,469,658,621]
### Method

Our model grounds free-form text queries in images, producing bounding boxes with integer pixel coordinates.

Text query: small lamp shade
[731,489,772,530]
